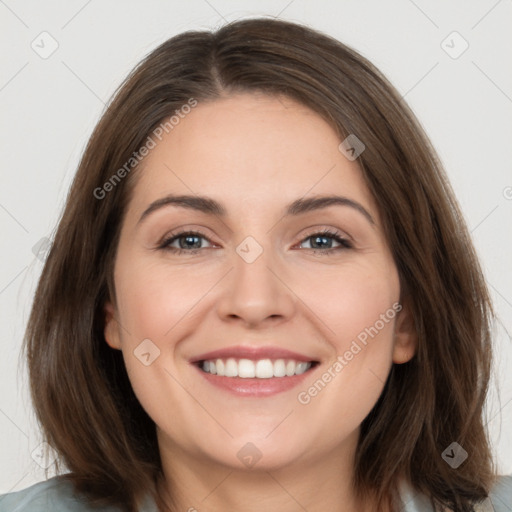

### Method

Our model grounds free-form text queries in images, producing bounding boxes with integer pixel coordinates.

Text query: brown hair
[23,17,497,512]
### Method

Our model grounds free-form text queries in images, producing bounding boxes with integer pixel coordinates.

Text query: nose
[215,244,296,329]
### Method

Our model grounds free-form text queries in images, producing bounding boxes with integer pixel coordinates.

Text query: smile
[199,358,316,378]
[194,358,319,397]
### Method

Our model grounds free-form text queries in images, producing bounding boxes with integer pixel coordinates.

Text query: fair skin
[104,93,417,512]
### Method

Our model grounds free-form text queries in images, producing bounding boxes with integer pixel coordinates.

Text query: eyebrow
[137,194,375,225]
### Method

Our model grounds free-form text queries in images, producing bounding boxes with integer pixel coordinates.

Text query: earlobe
[104,301,122,350]
[392,300,418,364]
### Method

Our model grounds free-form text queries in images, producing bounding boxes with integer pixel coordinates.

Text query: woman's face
[104,93,416,471]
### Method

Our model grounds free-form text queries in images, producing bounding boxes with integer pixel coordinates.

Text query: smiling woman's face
[104,93,416,474]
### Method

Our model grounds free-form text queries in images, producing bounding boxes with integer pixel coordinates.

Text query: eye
[157,228,353,256]
[297,229,352,254]
[158,230,214,254]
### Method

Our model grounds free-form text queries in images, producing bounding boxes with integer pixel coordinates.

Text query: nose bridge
[215,235,295,326]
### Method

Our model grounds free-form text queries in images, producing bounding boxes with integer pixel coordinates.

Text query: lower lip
[193,364,317,397]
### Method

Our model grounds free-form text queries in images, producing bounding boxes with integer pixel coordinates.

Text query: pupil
[312,236,331,249]
[181,235,201,249]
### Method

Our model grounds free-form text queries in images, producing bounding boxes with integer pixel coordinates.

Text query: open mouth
[196,358,320,378]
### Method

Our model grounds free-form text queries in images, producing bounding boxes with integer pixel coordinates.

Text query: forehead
[127,93,376,219]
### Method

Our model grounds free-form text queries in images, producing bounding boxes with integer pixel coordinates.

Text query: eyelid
[298,226,353,243]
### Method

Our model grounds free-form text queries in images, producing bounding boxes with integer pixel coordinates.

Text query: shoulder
[0,476,121,512]
[399,474,512,512]
[488,474,512,512]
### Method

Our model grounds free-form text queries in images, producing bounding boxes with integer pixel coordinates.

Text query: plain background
[1,0,511,494]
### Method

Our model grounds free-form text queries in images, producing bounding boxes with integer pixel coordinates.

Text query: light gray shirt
[1,474,511,511]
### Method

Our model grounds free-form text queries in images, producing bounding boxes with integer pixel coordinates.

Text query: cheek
[295,262,399,414]
[300,259,399,349]
[112,260,223,426]
[115,258,219,340]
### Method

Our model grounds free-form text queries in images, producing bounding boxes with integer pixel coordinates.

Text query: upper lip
[189,346,319,364]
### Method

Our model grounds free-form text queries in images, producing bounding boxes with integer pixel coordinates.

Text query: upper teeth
[201,358,312,378]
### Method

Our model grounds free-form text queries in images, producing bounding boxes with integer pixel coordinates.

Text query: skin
[104,93,417,512]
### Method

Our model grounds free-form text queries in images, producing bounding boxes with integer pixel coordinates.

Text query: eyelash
[157,228,353,256]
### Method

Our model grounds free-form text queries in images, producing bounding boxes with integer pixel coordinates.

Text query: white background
[1,0,511,493]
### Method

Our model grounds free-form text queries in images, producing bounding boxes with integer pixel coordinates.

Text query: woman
[1,17,511,512]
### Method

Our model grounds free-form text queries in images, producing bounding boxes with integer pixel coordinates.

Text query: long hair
[23,17,496,512]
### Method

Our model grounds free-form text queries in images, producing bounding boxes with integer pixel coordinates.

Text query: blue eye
[158,230,211,254]
[158,229,352,255]
[298,229,352,254]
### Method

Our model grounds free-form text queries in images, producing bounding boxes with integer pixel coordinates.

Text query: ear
[104,301,122,350]
[392,299,417,364]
